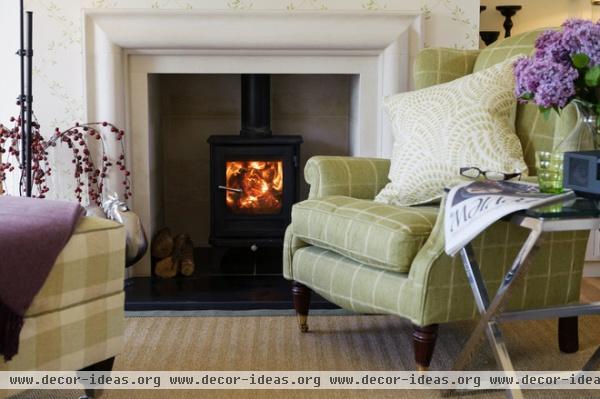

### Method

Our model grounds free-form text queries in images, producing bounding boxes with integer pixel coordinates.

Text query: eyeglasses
[459,166,521,181]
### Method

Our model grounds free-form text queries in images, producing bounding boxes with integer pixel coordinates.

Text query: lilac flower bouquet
[514,19,600,123]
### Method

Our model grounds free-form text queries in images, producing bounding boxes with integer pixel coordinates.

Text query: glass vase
[536,102,598,193]
[554,101,599,153]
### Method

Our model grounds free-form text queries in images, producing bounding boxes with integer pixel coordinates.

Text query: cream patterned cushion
[375,57,528,206]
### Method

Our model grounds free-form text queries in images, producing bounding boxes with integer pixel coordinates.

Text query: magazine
[444,180,574,256]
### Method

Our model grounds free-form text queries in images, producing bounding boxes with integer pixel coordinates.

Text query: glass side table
[448,197,600,399]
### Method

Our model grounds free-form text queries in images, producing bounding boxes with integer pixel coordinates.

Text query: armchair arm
[304,156,390,200]
[405,197,589,326]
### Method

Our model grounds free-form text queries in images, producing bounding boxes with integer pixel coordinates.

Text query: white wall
[480,0,594,40]
[0,0,479,201]
[0,3,19,123]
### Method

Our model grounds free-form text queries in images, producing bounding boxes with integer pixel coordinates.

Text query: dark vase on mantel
[480,31,501,46]
[497,5,522,38]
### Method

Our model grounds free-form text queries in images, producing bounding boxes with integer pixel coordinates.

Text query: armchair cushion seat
[291,196,438,273]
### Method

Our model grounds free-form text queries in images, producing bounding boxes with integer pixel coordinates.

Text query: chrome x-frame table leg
[445,227,543,399]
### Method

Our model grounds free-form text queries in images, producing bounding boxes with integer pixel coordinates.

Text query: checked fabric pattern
[292,196,438,273]
[413,48,480,90]
[0,216,125,395]
[284,155,589,326]
[284,30,591,327]
[26,217,125,316]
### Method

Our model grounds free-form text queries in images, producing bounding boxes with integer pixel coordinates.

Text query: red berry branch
[0,114,131,204]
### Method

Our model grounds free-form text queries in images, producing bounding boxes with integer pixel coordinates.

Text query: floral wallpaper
[0,0,478,200]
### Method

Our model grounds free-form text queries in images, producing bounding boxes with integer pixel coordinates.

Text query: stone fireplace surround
[83,9,423,276]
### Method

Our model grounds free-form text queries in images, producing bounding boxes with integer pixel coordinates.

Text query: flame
[225,160,283,214]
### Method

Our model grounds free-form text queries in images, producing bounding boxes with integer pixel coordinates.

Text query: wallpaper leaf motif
[89,0,118,7]
[363,0,387,10]
[286,0,328,10]
[37,0,80,45]
[228,0,253,10]
[151,0,193,9]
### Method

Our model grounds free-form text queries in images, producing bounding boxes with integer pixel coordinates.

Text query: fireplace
[208,75,302,250]
[87,9,423,308]
[84,9,423,275]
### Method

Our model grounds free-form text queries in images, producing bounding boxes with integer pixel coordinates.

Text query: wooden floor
[581,277,600,302]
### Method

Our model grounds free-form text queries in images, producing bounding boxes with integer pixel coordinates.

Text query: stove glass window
[224,160,284,215]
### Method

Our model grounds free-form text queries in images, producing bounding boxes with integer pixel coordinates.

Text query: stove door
[209,143,299,247]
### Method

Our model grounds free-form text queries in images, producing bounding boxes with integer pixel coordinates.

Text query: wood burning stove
[208,75,302,249]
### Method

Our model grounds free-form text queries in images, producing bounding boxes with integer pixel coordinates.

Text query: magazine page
[444,180,574,256]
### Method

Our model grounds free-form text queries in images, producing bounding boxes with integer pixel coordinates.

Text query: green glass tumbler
[535,151,564,194]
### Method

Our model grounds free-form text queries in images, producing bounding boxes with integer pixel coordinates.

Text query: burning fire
[225,160,283,214]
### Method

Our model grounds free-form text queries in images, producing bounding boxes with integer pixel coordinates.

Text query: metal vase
[102,194,148,267]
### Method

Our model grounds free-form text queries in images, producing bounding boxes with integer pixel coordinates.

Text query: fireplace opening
[141,72,351,307]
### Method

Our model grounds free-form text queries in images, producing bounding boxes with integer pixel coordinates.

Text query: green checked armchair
[283,30,589,370]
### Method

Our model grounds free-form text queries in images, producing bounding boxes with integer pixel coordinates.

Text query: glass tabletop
[524,196,600,220]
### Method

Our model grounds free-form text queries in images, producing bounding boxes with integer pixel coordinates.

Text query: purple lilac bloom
[534,30,569,64]
[529,19,600,66]
[560,19,600,66]
[514,57,579,108]
[514,19,599,109]
[514,57,534,100]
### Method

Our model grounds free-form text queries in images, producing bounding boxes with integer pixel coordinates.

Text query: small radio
[563,151,600,198]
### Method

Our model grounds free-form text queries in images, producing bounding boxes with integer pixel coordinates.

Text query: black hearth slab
[192,247,283,276]
[124,275,339,311]
[209,238,283,248]
[207,135,303,145]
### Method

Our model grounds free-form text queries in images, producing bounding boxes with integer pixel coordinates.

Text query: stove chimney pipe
[240,74,272,137]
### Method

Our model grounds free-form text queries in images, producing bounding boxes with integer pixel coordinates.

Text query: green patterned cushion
[414,48,480,90]
[291,196,438,273]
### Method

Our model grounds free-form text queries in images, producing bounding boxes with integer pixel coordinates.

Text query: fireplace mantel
[82,9,423,275]
[84,9,421,51]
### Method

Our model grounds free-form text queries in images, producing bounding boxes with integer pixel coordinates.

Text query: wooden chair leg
[79,357,115,399]
[558,316,579,353]
[412,324,439,371]
[292,281,311,333]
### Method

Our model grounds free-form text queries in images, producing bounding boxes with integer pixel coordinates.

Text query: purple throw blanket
[0,196,84,361]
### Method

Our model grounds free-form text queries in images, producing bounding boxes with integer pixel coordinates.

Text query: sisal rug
[13,314,600,399]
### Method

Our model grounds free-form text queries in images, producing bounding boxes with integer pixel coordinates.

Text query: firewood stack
[151,228,196,278]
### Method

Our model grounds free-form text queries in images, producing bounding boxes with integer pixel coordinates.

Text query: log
[155,256,177,278]
[173,234,195,277]
[151,227,174,259]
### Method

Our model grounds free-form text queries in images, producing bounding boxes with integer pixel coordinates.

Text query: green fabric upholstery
[291,196,438,273]
[409,201,588,325]
[284,193,588,325]
[305,156,390,199]
[284,30,590,328]
[414,48,480,90]
[286,224,587,326]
